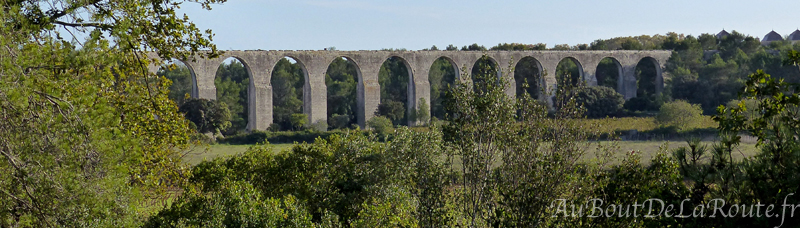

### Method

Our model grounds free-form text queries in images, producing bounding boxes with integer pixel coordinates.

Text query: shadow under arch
[428,56,459,120]
[514,56,544,100]
[471,55,501,93]
[377,55,415,126]
[555,56,585,87]
[635,56,663,97]
[595,57,623,92]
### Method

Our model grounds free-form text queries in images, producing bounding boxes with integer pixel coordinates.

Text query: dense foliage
[655,100,704,130]
[271,58,306,131]
[179,98,232,135]
[573,86,625,118]
[0,0,222,226]
[214,59,250,134]
[326,57,360,129]
[378,57,410,125]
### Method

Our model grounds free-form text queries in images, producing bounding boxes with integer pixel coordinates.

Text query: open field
[585,140,759,165]
[576,116,718,133]
[184,140,760,167]
[182,143,294,165]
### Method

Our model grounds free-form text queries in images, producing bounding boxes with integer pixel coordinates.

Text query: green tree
[595,58,619,89]
[574,86,625,118]
[326,57,359,129]
[215,59,249,134]
[556,59,581,88]
[461,43,487,51]
[272,58,305,131]
[471,55,498,94]
[158,62,194,106]
[429,58,457,120]
[367,116,394,137]
[655,100,703,130]
[376,101,405,125]
[414,98,430,125]
[0,0,222,226]
[444,55,604,227]
[514,57,542,100]
[179,98,233,135]
[378,57,410,125]
[290,113,309,131]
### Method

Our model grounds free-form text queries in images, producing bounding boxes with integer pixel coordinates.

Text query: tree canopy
[0,0,223,226]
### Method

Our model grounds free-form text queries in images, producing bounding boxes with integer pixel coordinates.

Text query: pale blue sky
[178,0,800,51]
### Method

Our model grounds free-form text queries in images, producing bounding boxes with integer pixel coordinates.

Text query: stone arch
[213,56,254,134]
[376,55,415,126]
[325,56,364,129]
[161,58,199,100]
[472,55,502,78]
[595,57,623,92]
[269,56,309,131]
[428,56,459,120]
[270,55,310,86]
[635,56,663,97]
[514,56,544,99]
[431,55,461,77]
[471,55,501,94]
[555,57,585,87]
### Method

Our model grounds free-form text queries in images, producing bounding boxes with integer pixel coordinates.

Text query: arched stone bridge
[147,50,671,131]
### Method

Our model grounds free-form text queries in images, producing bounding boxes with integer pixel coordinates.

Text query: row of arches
[158,54,663,133]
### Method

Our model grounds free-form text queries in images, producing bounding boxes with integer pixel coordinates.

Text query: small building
[761,30,784,45]
[789,29,800,43]
[716,29,730,40]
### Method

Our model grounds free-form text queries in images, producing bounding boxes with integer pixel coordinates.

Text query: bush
[655,100,703,130]
[574,86,624,118]
[290,113,308,130]
[144,180,336,227]
[178,98,232,134]
[367,116,394,136]
[328,114,352,130]
[412,98,430,125]
[622,95,665,112]
[217,130,347,144]
[725,98,760,120]
[376,100,405,125]
[309,120,328,132]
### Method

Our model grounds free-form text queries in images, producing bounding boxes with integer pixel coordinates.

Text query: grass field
[182,143,294,165]
[576,116,718,133]
[183,140,760,167]
[585,140,759,165]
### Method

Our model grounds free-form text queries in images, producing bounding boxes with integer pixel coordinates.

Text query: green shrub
[328,113,352,130]
[574,86,625,118]
[654,100,703,130]
[623,95,663,112]
[290,113,308,130]
[725,98,761,120]
[217,130,347,144]
[144,180,332,228]
[376,100,405,125]
[413,98,430,125]
[179,98,232,134]
[268,123,281,132]
[309,120,328,132]
[351,185,419,228]
[367,116,393,136]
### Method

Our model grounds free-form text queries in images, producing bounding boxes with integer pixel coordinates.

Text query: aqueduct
[147,50,671,131]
